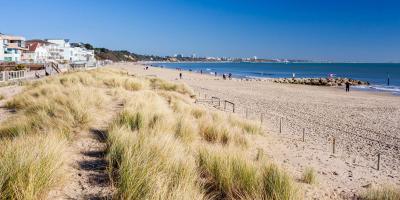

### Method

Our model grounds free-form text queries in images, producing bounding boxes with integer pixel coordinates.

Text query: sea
[152,62,400,95]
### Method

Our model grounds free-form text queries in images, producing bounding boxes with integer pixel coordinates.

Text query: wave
[245,72,275,76]
[354,85,400,94]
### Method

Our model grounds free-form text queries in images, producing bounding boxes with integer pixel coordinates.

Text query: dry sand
[113,62,400,199]
[0,85,23,123]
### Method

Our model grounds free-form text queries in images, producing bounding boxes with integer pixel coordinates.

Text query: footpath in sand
[115,63,400,199]
[47,100,123,199]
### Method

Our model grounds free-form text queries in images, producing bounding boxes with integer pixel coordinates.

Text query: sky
[2,0,400,62]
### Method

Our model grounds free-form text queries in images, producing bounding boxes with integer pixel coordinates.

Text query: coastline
[145,62,398,97]
[112,62,400,199]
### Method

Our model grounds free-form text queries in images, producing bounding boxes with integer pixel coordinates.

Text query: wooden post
[246,108,248,119]
[302,128,305,142]
[224,101,226,110]
[279,117,282,133]
[377,153,381,170]
[332,138,336,154]
[204,94,207,99]
[260,113,264,123]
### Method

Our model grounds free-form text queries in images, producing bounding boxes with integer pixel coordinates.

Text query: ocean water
[153,62,400,95]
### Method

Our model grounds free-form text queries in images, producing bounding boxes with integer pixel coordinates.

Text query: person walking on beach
[214,72,217,77]
[200,70,203,74]
[345,81,350,92]
[228,73,232,79]
[179,73,182,79]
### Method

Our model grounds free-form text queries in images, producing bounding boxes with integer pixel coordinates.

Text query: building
[70,47,95,63]
[0,35,5,62]
[44,39,71,62]
[1,34,96,66]
[22,40,51,63]
[0,33,27,62]
[43,39,95,64]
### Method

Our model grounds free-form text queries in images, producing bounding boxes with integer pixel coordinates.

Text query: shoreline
[146,62,400,96]
[143,63,399,97]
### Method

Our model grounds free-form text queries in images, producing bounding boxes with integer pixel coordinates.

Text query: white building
[70,47,95,63]
[0,33,26,62]
[44,39,95,64]
[0,36,5,62]
[44,39,71,63]
[22,40,51,63]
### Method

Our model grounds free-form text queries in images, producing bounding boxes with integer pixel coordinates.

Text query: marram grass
[362,186,400,200]
[301,167,317,185]
[105,71,298,200]
[0,68,299,200]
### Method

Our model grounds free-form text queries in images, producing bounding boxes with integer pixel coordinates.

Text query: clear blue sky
[2,0,400,62]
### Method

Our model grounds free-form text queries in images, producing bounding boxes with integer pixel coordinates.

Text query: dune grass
[104,70,298,200]
[0,68,147,199]
[197,147,260,199]
[301,167,316,185]
[0,134,67,200]
[260,164,297,200]
[0,68,298,199]
[362,186,400,200]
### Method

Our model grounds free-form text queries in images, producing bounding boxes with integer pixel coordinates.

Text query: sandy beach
[112,62,400,199]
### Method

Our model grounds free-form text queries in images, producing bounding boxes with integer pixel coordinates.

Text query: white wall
[0,39,4,61]
[69,47,95,63]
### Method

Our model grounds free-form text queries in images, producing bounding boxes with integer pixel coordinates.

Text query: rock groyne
[273,78,369,86]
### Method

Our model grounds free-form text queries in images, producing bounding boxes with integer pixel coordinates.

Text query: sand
[0,85,22,123]
[112,62,400,199]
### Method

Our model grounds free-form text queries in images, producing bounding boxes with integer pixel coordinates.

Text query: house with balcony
[0,33,27,62]
[44,39,71,63]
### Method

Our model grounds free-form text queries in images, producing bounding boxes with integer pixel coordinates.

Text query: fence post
[204,94,207,99]
[224,101,226,111]
[302,128,305,142]
[332,138,336,154]
[260,113,263,123]
[279,117,282,133]
[377,153,381,170]
[246,108,248,119]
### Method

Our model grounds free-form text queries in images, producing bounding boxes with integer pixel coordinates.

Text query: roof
[45,39,70,43]
[27,42,40,52]
[26,40,53,52]
[26,39,52,44]
[0,34,25,41]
